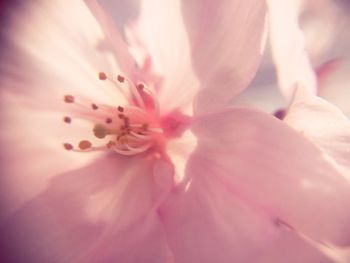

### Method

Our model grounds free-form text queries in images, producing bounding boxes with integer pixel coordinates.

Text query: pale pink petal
[0,0,136,213]
[159,171,277,263]
[317,244,350,263]
[254,231,335,263]
[0,93,100,219]
[181,108,350,245]
[153,159,175,199]
[1,0,135,105]
[129,0,267,114]
[300,0,342,62]
[127,0,199,114]
[184,0,267,114]
[165,129,198,183]
[284,86,350,180]
[318,60,350,115]
[0,155,172,263]
[84,0,136,78]
[267,0,317,100]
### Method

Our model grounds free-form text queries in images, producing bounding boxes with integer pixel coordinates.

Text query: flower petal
[183,0,267,114]
[0,155,171,263]
[1,0,134,105]
[127,0,199,114]
[318,60,350,116]
[84,0,136,78]
[284,86,350,180]
[0,93,99,218]
[253,231,335,263]
[267,0,317,100]
[159,172,277,263]
[0,0,136,213]
[184,108,350,245]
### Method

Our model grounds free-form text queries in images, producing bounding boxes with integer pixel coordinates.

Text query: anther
[63,143,73,151]
[117,106,124,112]
[99,72,107,80]
[137,83,144,90]
[63,116,72,123]
[91,103,99,110]
[78,140,92,150]
[64,95,75,103]
[106,118,112,124]
[93,124,108,139]
[117,75,125,83]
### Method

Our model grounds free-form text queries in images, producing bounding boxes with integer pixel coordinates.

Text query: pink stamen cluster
[62,72,163,156]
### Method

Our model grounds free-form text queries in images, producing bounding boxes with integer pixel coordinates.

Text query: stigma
[62,72,163,156]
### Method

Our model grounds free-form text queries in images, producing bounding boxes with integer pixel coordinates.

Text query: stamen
[127,80,145,109]
[124,105,149,118]
[124,117,130,127]
[112,147,142,156]
[78,140,92,150]
[64,95,75,103]
[100,72,131,101]
[99,72,107,80]
[117,75,125,83]
[63,116,72,123]
[62,71,165,157]
[63,143,73,151]
[130,131,152,141]
[137,83,144,91]
[141,86,160,117]
[125,143,152,154]
[93,124,108,139]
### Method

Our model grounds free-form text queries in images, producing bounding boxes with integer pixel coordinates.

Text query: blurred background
[233,0,350,116]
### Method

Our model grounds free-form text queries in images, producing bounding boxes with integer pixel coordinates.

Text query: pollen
[62,70,165,156]
[63,143,73,151]
[137,83,144,90]
[78,140,92,150]
[117,75,125,83]
[64,95,75,103]
[99,72,107,80]
[63,116,72,123]
[93,124,108,139]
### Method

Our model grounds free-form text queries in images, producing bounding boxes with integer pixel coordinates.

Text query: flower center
[62,72,165,156]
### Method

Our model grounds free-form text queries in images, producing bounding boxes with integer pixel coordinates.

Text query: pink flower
[1,1,350,263]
